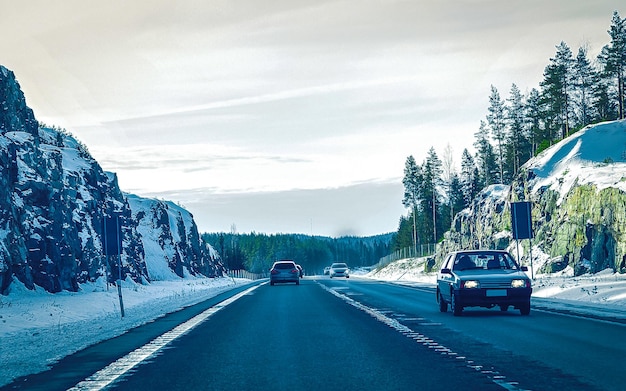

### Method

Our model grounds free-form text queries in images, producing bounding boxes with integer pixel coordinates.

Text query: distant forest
[397,11,626,249]
[202,231,393,275]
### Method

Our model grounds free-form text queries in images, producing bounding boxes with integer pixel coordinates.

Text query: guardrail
[227,269,268,280]
[374,244,437,270]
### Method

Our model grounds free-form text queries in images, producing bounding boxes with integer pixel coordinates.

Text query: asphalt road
[4,277,624,390]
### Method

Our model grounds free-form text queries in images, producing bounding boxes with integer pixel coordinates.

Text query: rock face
[0,65,224,295]
[127,194,224,280]
[441,120,626,275]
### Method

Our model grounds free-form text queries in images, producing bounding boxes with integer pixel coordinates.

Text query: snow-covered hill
[443,120,626,276]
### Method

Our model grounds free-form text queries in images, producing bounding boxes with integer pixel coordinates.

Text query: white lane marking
[319,283,530,391]
[69,284,262,391]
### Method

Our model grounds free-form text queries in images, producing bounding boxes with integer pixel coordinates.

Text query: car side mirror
[440,268,451,274]
[521,266,528,271]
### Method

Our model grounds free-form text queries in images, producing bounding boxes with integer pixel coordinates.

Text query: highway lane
[316,277,625,391]
[104,278,503,391]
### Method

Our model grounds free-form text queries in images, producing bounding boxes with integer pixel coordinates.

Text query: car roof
[449,250,509,255]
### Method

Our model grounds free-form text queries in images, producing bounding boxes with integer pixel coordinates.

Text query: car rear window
[274,262,295,269]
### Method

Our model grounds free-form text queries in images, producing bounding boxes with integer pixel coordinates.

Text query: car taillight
[271,269,279,274]
[291,269,298,274]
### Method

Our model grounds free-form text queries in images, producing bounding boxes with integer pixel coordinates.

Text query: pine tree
[541,41,575,140]
[460,148,479,207]
[599,11,626,119]
[525,88,544,156]
[473,120,499,186]
[572,46,599,127]
[422,147,442,243]
[486,85,507,183]
[402,155,421,251]
[505,83,528,178]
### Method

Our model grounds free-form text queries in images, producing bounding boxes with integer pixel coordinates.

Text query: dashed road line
[318,283,530,391]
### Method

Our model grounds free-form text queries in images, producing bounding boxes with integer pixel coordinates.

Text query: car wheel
[519,302,530,315]
[499,304,509,312]
[438,292,448,313]
[451,292,463,316]
[270,282,274,286]
[296,280,300,285]
[346,275,350,278]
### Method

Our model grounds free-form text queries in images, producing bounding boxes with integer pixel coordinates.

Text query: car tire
[438,292,448,313]
[519,302,530,315]
[346,275,349,278]
[296,280,300,285]
[270,282,274,286]
[499,304,509,312]
[451,292,463,316]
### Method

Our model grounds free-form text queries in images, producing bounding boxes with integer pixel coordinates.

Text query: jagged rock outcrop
[0,65,224,294]
[441,120,626,275]
[127,194,224,279]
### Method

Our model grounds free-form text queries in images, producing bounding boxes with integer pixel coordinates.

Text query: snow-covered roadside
[362,257,626,320]
[0,277,251,387]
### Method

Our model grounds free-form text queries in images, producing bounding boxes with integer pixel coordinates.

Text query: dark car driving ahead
[270,260,300,286]
[436,250,531,316]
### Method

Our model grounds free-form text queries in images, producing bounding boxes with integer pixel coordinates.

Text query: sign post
[104,213,125,317]
[511,201,534,279]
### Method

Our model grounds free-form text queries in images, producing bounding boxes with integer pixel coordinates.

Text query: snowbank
[0,277,249,386]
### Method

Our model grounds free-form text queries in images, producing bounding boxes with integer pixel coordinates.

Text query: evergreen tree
[505,83,528,177]
[473,120,499,186]
[460,148,479,207]
[525,88,544,156]
[402,155,421,251]
[541,41,575,141]
[572,46,599,126]
[599,11,626,119]
[486,85,507,183]
[448,173,465,220]
[422,147,443,243]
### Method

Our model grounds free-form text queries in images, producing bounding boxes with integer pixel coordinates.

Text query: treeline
[397,11,626,249]
[202,231,393,275]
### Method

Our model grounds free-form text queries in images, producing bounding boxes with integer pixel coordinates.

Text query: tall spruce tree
[541,41,575,141]
[422,147,442,243]
[506,83,528,177]
[599,11,626,119]
[572,46,599,126]
[402,155,421,251]
[486,85,507,183]
[474,120,499,186]
[459,148,479,209]
[525,88,544,156]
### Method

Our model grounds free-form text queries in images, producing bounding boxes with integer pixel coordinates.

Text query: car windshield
[274,263,295,269]
[332,263,347,268]
[452,252,518,271]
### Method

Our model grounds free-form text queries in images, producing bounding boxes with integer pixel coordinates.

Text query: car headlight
[462,280,480,289]
[511,279,528,288]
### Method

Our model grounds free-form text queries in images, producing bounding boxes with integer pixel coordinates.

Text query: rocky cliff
[127,194,224,280]
[0,65,224,295]
[441,120,626,276]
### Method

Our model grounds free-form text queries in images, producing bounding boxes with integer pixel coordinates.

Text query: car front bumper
[455,287,531,307]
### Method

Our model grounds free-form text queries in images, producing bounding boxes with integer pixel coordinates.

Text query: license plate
[486,289,507,297]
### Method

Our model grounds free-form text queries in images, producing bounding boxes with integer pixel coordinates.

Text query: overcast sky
[1,1,623,237]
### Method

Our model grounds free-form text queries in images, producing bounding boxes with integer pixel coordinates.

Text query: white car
[329,263,349,278]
